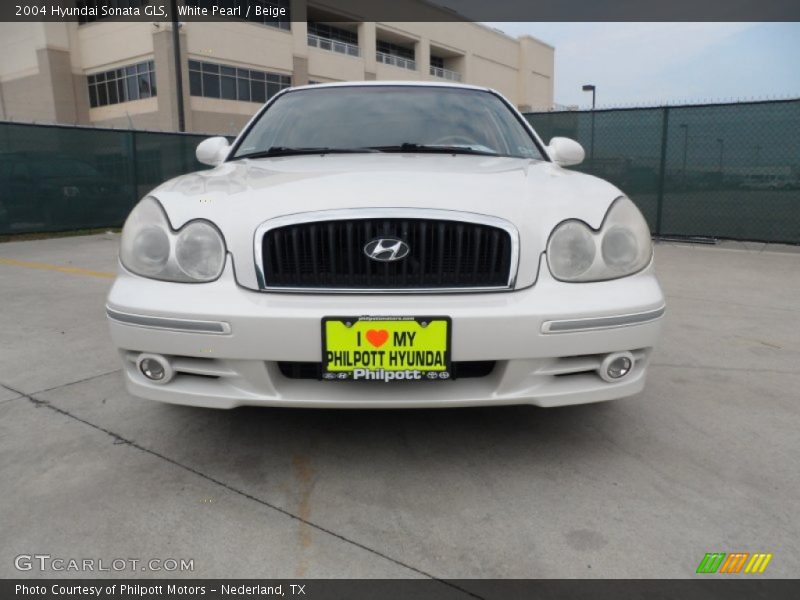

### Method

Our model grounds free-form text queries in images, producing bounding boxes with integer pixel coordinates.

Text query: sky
[484,23,800,109]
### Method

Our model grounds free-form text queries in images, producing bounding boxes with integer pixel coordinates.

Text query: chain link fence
[0,122,208,235]
[525,99,800,244]
[2,100,800,243]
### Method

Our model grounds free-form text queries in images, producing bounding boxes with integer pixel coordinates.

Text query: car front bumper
[107,256,665,409]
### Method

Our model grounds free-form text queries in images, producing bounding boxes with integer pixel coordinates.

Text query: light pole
[170,0,186,132]
[716,138,724,172]
[582,84,596,162]
[679,124,689,183]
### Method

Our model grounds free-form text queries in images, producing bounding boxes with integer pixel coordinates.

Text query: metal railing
[429,65,461,82]
[307,34,360,57]
[376,51,416,71]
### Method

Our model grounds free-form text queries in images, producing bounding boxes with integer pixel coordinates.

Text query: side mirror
[196,136,230,167]
[547,137,585,167]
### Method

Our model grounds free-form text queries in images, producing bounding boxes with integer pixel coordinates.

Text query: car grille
[277,361,496,380]
[260,217,514,290]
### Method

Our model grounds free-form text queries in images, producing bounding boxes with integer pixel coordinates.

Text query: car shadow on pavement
[143,398,631,478]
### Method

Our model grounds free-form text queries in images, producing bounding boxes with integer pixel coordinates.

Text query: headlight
[547,196,652,282]
[175,222,226,280]
[547,221,596,280]
[120,197,226,282]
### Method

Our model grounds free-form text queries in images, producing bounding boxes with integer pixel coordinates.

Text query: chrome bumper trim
[542,306,665,334]
[106,308,231,335]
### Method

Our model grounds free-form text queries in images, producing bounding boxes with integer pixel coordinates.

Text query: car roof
[289,80,495,93]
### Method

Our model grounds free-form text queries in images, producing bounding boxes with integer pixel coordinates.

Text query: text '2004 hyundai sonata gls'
[107,82,665,409]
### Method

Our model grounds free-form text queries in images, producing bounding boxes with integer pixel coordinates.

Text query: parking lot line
[0,257,114,279]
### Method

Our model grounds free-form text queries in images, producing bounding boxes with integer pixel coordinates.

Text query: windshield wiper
[231,146,380,160]
[368,143,499,156]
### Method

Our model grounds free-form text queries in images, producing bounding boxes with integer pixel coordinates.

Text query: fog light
[136,354,173,385]
[140,358,164,380]
[599,352,635,383]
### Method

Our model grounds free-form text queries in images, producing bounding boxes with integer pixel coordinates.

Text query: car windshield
[232,86,544,160]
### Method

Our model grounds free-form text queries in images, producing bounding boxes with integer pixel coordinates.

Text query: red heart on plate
[365,329,389,348]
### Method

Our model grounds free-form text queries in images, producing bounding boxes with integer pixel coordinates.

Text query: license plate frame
[321,316,452,381]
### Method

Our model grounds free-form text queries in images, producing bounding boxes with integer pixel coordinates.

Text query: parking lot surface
[1,234,799,580]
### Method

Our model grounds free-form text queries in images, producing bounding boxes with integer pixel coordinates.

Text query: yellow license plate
[322,316,451,381]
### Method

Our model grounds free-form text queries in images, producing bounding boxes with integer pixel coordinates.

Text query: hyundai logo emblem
[363,238,410,262]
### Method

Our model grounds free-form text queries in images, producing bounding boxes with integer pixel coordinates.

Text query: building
[0,1,554,135]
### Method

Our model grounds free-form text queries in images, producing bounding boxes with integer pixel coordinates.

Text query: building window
[307,22,357,45]
[77,0,150,24]
[88,60,156,108]
[189,60,290,103]
[376,41,415,61]
[429,55,461,81]
[376,41,416,71]
[183,0,291,30]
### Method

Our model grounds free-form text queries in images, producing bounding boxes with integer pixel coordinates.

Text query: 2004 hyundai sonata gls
[107,82,665,409]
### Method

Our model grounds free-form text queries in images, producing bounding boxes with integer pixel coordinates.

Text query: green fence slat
[0,122,209,235]
[525,99,800,244]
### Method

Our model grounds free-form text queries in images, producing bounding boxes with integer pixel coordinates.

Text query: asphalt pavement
[1,233,798,580]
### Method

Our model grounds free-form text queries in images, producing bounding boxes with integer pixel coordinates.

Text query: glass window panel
[202,72,220,98]
[137,63,147,75]
[88,84,98,108]
[221,66,236,77]
[126,75,139,101]
[107,81,119,104]
[236,68,249,79]
[202,62,220,74]
[125,65,137,77]
[117,78,127,102]
[189,60,201,71]
[221,75,237,100]
[189,71,202,96]
[237,77,251,101]
[251,70,265,81]
[138,74,152,98]
[149,71,157,96]
[251,80,266,103]
[97,83,108,106]
[96,72,106,82]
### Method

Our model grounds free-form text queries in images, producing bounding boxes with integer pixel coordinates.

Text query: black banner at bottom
[3,579,800,600]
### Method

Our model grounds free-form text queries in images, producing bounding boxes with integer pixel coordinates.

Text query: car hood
[150,154,623,290]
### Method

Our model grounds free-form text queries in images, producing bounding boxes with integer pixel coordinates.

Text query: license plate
[322,316,451,381]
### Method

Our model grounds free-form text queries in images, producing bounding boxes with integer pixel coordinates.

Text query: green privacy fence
[3,100,800,242]
[0,121,209,234]
[525,99,800,244]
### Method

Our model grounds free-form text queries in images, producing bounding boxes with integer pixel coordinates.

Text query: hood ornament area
[363,238,410,262]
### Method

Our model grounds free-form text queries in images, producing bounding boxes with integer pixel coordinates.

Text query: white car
[107,82,665,409]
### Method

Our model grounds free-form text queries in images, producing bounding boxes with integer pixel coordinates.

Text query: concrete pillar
[293,55,309,86]
[517,35,554,111]
[37,47,80,123]
[290,1,309,58]
[416,37,430,79]
[152,26,192,132]
[358,22,376,79]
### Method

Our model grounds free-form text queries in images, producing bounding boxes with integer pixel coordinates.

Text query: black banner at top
[2,0,800,23]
